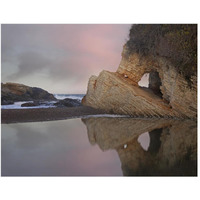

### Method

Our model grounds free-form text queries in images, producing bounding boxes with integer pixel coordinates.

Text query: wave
[54,94,85,101]
[1,101,57,109]
[2,94,85,109]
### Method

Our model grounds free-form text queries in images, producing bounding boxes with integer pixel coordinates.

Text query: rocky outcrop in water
[1,82,56,104]
[21,102,40,107]
[82,25,197,119]
[54,98,81,107]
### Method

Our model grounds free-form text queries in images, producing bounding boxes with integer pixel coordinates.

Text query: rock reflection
[82,117,197,176]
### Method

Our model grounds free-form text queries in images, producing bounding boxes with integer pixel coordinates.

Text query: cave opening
[149,71,163,98]
[138,71,163,98]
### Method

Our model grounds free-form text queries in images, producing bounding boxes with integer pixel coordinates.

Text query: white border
[0,0,199,200]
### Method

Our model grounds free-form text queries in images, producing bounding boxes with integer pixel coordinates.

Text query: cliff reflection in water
[82,117,197,176]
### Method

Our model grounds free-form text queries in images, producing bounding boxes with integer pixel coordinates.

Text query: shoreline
[1,106,107,124]
[1,106,196,124]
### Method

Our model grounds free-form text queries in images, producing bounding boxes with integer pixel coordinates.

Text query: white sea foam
[54,94,84,100]
[1,101,32,109]
[1,93,84,109]
[1,101,57,109]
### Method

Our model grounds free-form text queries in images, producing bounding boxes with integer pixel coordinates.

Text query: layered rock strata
[82,46,197,119]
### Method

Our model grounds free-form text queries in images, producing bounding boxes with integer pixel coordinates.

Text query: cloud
[8,51,50,79]
[1,24,131,93]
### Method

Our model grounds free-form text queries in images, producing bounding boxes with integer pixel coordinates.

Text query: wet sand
[1,106,106,124]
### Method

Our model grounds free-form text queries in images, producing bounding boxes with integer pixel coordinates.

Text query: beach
[1,106,106,124]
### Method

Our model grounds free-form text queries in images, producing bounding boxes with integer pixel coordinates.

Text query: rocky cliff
[1,82,56,104]
[82,25,197,119]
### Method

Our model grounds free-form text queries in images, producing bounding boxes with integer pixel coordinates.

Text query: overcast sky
[1,24,131,94]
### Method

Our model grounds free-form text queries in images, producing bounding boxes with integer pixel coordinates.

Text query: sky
[1,24,131,94]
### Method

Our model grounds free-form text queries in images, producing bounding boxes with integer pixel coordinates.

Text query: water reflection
[2,117,197,176]
[137,132,150,151]
[1,119,122,176]
[82,118,197,176]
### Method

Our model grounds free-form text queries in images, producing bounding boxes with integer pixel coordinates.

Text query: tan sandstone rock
[83,46,197,119]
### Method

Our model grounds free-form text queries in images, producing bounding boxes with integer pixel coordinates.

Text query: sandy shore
[1,106,106,124]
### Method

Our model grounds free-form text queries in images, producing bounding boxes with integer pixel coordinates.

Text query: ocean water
[1,117,197,176]
[1,118,122,176]
[1,101,57,109]
[54,94,85,101]
[1,94,85,109]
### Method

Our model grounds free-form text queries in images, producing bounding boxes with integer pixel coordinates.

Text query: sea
[1,94,85,109]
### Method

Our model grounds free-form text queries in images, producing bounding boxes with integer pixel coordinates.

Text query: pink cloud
[47,24,130,72]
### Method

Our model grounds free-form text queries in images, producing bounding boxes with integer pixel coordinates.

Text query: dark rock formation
[21,100,57,108]
[1,82,56,104]
[54,98,81,107]
[1,100,14,105]
[21,102,40,107]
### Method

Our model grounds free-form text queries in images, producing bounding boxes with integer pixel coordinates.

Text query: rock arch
[83,47,197,119]
[138,70,163,99]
